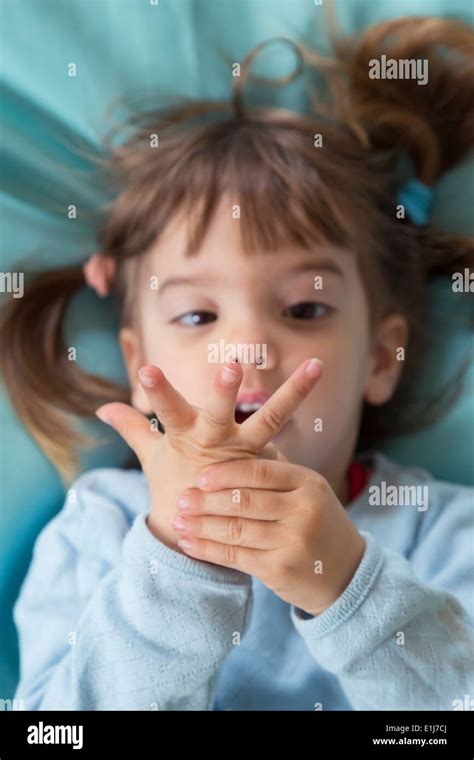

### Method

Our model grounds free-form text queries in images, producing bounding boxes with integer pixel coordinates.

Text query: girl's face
[120,195,407,505]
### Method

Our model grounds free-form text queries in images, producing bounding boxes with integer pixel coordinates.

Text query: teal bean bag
[0,0,473,700]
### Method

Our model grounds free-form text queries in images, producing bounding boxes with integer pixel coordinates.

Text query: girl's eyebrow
[158,275,217,296]
[158,259,345,296]
[286,260,345,280]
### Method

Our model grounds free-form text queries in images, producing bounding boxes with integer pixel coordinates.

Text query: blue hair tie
[397,179,433,226]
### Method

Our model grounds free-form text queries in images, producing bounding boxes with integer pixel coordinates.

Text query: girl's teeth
[238,402,262,413]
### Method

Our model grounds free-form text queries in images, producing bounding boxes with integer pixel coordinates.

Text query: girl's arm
[289,488,474,710]
[13,470,252,710]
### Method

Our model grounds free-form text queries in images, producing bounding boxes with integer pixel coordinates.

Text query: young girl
[2,16,473,711]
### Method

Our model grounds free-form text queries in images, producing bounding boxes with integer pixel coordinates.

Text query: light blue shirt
[13,451,474,710]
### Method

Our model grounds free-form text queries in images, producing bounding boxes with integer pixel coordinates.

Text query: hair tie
[83,252,117,297]
[397,179,434,226]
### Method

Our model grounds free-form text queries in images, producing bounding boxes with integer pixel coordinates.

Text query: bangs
[101,112,384,268]
[172,118,365,258]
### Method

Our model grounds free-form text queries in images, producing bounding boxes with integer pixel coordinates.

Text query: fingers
[171,512,280,550]
[176,486,290,520]
[198,362,243,443]
[241,358,322,450]
[175,536,264,576]
[138,365,197,433]
[95,402,158,468]
[195,458,307,492]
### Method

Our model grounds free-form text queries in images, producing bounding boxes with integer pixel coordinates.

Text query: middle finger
[197,361,243,443]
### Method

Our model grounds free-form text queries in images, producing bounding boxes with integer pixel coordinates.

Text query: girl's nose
[225,335,278,372]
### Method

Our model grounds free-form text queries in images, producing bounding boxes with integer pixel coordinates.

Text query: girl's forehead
[142,194,355,281]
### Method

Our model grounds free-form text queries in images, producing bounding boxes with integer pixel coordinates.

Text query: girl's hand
[95,358,322,553]
[171,460,366,614]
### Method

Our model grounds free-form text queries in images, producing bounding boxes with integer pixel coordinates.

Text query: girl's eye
[283,302,332,320]
[172,310,217,327]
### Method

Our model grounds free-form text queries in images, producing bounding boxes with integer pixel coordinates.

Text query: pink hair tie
[83,252,117,297]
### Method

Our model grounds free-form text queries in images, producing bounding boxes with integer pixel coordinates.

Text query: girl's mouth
[234,401,263,424]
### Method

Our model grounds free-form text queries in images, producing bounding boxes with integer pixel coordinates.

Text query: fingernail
[305,358,323,379]
[139,368,155,387]
[95,408,111,425]
[172,515,188,531]
[196,472,209,488]
[221,366,239,385]
[178,538,193,551]
[177,495,191,509]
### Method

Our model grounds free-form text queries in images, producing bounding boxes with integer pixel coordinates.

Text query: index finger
[241,358,322,450]
[196,457,306,492]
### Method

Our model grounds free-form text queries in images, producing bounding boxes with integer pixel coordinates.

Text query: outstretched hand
[95,358,323,553]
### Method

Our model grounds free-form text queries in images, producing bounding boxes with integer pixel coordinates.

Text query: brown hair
[1,15,473,485]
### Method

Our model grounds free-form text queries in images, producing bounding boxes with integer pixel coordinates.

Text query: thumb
[95,402,159,469]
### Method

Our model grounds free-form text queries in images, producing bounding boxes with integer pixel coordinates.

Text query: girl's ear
[364,314,408,406]
[119,327,154,415]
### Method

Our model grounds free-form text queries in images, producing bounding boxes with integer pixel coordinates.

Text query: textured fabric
[13,451,474,711]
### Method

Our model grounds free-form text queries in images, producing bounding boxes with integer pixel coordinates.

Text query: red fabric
[348,460,370,502]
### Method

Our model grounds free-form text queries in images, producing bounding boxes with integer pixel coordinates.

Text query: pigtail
[0,265,130,485]
[303,15,474,280]
[300,14,474,451]
[347,17,474,280]
[337,17,474,183]
[417,229,474,282]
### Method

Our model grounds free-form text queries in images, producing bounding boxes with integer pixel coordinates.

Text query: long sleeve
[13,475,253,710]
[290,522,474,710]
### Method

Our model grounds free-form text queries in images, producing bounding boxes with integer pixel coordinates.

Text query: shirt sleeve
[289,490,474,710]
[13,473,253,710]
